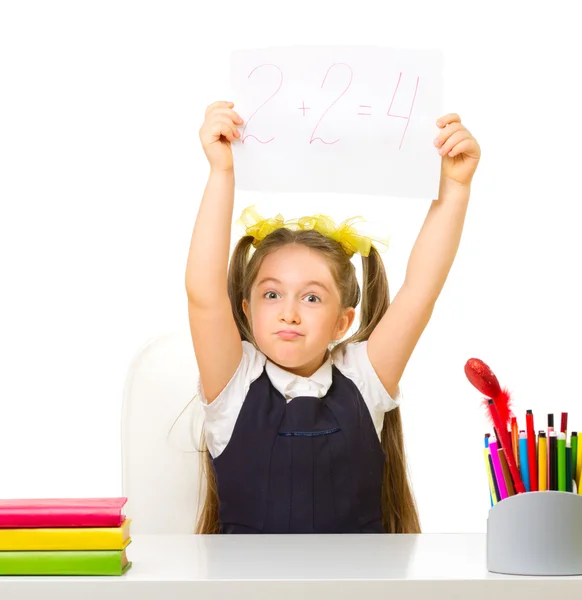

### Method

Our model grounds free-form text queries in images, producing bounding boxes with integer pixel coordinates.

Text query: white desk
[1,533,581,599]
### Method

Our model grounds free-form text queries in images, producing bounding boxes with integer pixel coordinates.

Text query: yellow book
[0,518,131,551]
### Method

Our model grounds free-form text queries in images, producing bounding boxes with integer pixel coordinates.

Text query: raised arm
[185,101,244,403]
[367,114,481,398]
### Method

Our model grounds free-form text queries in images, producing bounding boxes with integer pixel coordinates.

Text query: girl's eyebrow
[257,277,331,294]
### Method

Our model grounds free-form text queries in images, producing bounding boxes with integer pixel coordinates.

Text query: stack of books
[0,497,132,575]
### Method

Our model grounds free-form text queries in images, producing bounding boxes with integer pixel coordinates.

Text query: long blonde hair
[195,228,421,534]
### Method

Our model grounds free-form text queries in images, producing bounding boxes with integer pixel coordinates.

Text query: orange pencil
[498,448,516,496]
[511,417,520,469]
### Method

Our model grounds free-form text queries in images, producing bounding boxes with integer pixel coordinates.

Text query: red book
[0,498,127,529]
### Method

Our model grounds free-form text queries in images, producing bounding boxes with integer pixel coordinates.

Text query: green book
[0,546,131,576]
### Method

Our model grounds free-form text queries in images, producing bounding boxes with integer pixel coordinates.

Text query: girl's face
[242,244,355,377]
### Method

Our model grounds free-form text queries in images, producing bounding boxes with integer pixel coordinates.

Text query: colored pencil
[511,417,520,469]
[488,452,501,502]
[558,432,566,491]
[538,431,547,491]
[550,431,558,491]
[488,438,508,500]
[484,435,494,506]
[561,412,568,436]
[547,414,554,489]
[484,447,496,505]
[572,432,578,490]
[487,400,525,493]
[498,449,515,496]
[519,431,530,492]
[526,410,538,491]
[566,444,573,492]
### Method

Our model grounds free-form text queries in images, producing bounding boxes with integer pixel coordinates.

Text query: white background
[1,0,581,533]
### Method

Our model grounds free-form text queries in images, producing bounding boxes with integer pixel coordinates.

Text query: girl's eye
[264,291,279,300]
[305,294,321,303]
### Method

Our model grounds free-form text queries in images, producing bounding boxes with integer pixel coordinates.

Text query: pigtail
[195,422,221,533]
[195,235,255,535]
[332,246,386,350]
[346,246,421,534]
[380,406,421,533]
[227,235,255,343]
[358,246,390,340]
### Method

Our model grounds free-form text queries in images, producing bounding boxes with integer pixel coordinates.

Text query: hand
[199,101,244,172]
[434,113,481,186]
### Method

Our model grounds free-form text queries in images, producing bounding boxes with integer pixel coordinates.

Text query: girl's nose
[279,300,301,324]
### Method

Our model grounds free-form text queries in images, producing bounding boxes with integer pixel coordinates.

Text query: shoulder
[198,340,266,457]
[332,340,403,415]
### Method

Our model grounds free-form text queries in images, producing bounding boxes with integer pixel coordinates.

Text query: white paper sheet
[230,45,443,199]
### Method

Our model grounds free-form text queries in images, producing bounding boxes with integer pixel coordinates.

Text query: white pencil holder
[487,491,582,575]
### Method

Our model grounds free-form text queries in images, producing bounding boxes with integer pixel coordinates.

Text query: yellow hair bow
[236,205,389,258]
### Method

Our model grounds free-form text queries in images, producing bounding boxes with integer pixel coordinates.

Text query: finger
[205,101,235,118]
[438,130,470,156]
[200,118,237,143]
[434,122,463,147]
[446,138,475,158]
[209,117,239,142]
[214,115,241,137]
[200,113,241,139]
[211,107,244,125]
[436,113,461,128]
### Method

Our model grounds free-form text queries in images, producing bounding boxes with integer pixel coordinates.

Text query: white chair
[121,329,205,534]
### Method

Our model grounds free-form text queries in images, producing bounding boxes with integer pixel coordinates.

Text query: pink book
[0,497,128,529]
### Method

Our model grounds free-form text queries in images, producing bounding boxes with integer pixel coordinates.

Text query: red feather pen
[465,358,526,494]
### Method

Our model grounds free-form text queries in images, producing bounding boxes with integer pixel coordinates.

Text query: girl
[186,100,481,534]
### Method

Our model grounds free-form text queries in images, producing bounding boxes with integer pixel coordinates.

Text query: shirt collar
[266,354,333,399]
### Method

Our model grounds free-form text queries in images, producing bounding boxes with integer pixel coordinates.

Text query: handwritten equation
[241,63,419,150]
[230,46,443,199]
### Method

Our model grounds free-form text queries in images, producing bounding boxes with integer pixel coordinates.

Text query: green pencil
[566,446,573,492]
[571,432,578,491]
[558,432,566,491]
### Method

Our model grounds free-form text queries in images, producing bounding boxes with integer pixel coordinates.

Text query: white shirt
[199,340,402,458]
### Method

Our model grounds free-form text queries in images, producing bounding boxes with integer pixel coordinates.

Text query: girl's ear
[242,299,251,325]
[335,307,356,339]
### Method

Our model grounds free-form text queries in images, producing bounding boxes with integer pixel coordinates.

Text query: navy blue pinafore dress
[210,363,386,533]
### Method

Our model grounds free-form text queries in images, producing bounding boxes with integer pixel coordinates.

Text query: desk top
[1,533,581,599]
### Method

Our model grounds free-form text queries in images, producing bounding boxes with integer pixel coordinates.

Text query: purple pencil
[488,438,508,500]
